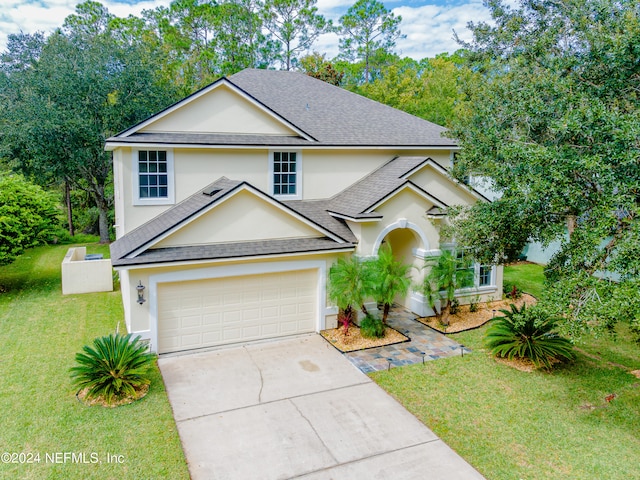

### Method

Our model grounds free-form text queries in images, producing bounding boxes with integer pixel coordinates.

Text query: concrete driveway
[159,334,484,480]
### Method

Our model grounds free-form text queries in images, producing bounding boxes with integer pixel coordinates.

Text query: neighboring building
[107,68,502,354]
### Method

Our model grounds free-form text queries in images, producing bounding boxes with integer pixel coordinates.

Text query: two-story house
[107,68,502,354]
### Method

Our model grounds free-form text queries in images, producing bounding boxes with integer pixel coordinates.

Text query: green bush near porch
[0,243,189,479]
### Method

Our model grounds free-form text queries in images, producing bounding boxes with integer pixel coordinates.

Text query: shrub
[0,174,61,265]
[328,255,376,318]
[360,314,386,339]
[450,298,460,315]
[70,333,155,405]
[469,295,480,313]
[504,283,522,299]
[485,304,575,369]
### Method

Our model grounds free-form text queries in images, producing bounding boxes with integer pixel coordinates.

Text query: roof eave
[112,245,356,269]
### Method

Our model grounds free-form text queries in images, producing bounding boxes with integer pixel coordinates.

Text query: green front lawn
[0,243,188,479]
[374,263,640,480]
[503,262,546,298]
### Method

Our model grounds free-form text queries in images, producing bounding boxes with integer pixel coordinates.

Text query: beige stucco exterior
[113,146,456,237]
[140,84,297,136]
[109,77,503,353]
[407,164,480,206]
[153,189,323,249]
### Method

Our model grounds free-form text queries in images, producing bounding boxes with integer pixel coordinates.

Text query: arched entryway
[372,219,430,314]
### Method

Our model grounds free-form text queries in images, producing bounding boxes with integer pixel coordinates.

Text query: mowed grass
[0,243,189,480]
[373,264,640,480]
[503,262,546,298]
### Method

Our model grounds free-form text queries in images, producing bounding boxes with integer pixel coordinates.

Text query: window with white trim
[451,247,494,289]
[133,149,174,205]
[271,151,301,198]
[479,265,492,287]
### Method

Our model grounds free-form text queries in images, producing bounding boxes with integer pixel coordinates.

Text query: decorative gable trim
[113,78,316,142]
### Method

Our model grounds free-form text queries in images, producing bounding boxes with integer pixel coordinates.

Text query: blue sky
[0,0,494,59]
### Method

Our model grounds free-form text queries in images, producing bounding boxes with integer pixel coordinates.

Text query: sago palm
[70,333,156,405]
[485,304,575,369]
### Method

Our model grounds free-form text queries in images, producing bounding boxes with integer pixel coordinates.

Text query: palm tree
[422,249,474,326]
[485,303,575,369]
[371,245,411,323]
[328,255,376,331]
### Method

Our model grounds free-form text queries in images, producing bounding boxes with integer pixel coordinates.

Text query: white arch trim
[372,218,431,257]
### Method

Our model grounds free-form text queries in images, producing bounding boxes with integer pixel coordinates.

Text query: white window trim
[441,245,496,290]
[475,263,496,288]
[132,148,175,206]
[269,150,302,200]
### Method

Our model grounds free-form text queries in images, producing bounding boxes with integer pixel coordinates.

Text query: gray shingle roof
[228,69,455,146]
[283,199,357,243]
[111,238,353,267]
[106,69,457,148]
[327,156,449,218]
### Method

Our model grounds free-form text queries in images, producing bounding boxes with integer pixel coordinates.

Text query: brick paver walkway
[344,306,470,373]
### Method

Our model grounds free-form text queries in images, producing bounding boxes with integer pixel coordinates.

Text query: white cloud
[392,2,492,59]
[0,0,492,60]
[0,0,172,51]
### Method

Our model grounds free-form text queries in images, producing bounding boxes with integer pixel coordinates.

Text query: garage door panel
[157,269,318,353]
[203,313,221,326]
[223,310,242,323]
[202,331,222,343]
[182,315,203,329]
[223,328,242,341]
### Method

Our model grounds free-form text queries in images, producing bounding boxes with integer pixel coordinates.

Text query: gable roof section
[106,77,316,148]
[106,69,457,149]
[402,158,491,203]
[110,177,354,267]
[327,156,449,220]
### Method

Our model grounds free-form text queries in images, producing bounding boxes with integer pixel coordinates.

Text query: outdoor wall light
[136,281,146,305]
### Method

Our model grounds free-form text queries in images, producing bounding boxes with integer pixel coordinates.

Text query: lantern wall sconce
[136,281,146,305]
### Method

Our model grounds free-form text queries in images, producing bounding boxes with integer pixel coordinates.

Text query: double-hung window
[453,248,494,289]
[134,149,174,205]
[478,265,493,287]
[271,151,301,199]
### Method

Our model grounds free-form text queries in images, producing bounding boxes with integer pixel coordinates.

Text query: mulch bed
[76,384,149,408]
[416,294,538,334]
[321,324,409,352]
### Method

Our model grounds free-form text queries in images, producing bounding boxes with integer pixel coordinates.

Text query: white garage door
[157,269,318,353]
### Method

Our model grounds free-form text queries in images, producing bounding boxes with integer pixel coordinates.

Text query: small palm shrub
[450,298,460,315]
[70,333,155,405]
[360,314,386,339]
[469,295,481,313]
[485,304,575,369]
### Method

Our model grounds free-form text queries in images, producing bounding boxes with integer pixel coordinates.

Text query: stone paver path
[344,307,470,373]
